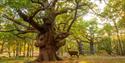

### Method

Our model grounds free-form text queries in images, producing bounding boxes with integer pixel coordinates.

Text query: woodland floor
[0,56,125,63]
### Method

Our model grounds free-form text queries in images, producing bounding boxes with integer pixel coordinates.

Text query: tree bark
[7,46,11,57]
[33,26,70,62]
[31,41,34,57]
[35,29,58,62]
[16,42,19,57]
[90,41,95,55]
[23,41,26,57]
[77,40,84,55]
[0,41,5,53]
[27,43,30,57]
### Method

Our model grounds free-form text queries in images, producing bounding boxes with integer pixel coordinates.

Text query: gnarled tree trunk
[35,29,56,61]
[34,25,69,62]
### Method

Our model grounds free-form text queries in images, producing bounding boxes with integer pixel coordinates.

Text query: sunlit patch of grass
[0,57,35,63]
[79,61,88,63]
[79,56,125,63]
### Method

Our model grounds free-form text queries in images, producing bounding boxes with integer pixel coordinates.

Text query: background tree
[102,0,125,55]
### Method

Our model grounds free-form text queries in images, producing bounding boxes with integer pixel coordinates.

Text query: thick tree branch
[0,29,16,32]
[0,28,36,34]
[67,1,79,32]
[57,16,73,31]
[0,30,29,39]
[63,16,74,31]
[17,10,42,32]
[3,14,29,28]
[3,14,37,34]
[55,2,87,16]
[55,32,70,42]
[13,24,37,34]
[55,1,80,40]
[17,29,37,34]
[51,0,58,7]
[55,8,74,15]
[29,8,41,19]
[31,0,52,11]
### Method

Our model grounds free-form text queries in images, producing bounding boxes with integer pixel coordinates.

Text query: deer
[67,48,79,58]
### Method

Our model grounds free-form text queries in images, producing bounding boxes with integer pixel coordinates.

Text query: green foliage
[117,18,125,29]
[1,0,32,9]
[98,37,112,55]
[103,23,113,34]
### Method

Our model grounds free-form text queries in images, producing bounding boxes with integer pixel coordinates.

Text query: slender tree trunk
[27,43,30,57]
[23,41,26,56]
[122,40,125,55]
[29,43,32,57]
[77,40,84,55]
[13,48,16,57]
[7,46,11,57]
[31,41,34,57]
[113,20,123,55]
[107,33,112,55]
[16,42,19,57]
[19,43,22,56]
[0,41,5,53]
[90,41,95,55]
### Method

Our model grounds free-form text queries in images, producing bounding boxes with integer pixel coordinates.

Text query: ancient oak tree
[0,0,91,62]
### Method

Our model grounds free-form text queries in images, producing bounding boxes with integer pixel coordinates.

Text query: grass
[0,56,125,63]
[0,57,35,63]
[78,56,125,63]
